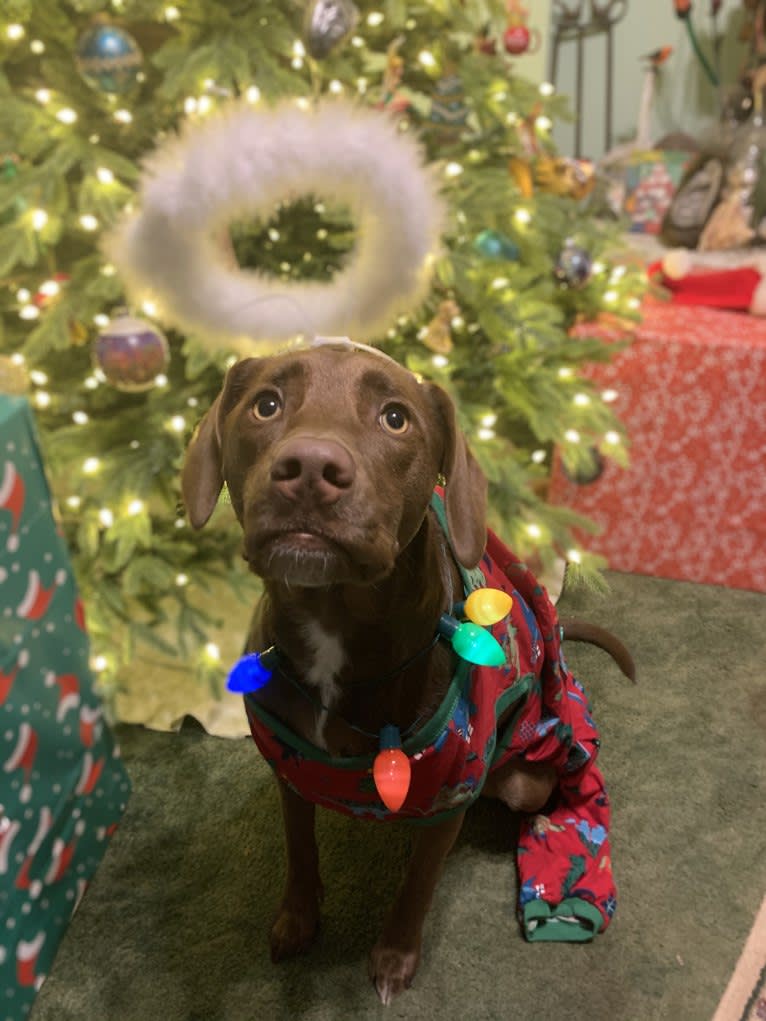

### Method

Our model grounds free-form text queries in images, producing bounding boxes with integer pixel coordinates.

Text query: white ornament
[105,99,445,353]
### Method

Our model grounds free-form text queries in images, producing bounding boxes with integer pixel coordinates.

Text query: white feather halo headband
[105,99,446,353]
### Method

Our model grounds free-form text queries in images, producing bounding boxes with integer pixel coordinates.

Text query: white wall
[545,0,749,160]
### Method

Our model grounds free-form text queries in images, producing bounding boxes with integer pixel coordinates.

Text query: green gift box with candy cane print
[0,395,130,1020]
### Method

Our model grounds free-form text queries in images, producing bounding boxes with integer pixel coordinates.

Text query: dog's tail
[559,617,637,683]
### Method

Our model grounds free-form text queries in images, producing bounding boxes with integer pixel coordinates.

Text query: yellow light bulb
[463,588,513,627]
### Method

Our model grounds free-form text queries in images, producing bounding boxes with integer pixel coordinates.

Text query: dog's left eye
[380,404,409,435]
[251,391,282,421]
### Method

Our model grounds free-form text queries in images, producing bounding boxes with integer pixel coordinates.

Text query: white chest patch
[301,620,345,749]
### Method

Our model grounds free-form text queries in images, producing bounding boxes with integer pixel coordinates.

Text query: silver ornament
[304,0,359,59]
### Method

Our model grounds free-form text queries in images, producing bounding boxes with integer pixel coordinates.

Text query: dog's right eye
[251,391,282,421]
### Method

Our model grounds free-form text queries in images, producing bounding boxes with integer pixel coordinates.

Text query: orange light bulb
[373,726,411,812]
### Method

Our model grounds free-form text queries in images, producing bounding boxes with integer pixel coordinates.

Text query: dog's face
[182,343,487,587]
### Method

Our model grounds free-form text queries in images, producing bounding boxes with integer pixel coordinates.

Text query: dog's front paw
[270,898,320,962]
[368,941,420,1005]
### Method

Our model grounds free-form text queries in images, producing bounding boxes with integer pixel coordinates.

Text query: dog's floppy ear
[428,384,488,569]
[181,358,256,529]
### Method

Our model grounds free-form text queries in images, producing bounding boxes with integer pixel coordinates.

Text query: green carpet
[30,572,766,1021]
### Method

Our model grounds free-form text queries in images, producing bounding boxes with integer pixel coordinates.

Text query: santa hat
[4,722,39,804]
[16,568,66,621]
[15,806,52,891]
[649,249,766,315]
[0,460,25,552]
[16,932,46,989]
[45,670,81,722]
[79,705,102,748]
[0,649,28,707]
[0,815,21,876]
[75,752,105,796]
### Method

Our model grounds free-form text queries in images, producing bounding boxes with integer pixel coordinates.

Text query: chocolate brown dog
[182,337,633,1004]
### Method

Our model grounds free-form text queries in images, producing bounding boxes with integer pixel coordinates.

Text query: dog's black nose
[270,436,356,505]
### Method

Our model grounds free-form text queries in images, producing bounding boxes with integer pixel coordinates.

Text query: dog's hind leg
[482,759,557,814]
[270,776,323,962]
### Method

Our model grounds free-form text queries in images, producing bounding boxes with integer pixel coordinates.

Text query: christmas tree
[0,0,644,709]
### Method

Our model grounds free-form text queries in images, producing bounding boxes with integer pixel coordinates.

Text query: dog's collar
[228,492,509,709]
[227,490,510,811]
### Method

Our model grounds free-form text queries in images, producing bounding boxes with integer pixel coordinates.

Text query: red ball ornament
[503,24,531,54]
[373,726,411,812]
[93,309,169,392]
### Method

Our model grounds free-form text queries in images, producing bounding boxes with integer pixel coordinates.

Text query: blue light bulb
[226,649,277,693]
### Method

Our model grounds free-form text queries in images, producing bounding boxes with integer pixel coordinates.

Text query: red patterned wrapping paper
[548,299,766,591]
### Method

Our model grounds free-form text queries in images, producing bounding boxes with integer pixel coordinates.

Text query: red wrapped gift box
[549,299,766,591]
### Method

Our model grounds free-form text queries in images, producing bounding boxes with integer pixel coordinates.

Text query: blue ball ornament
[554,241,593,288]
[76,21,142,94]
[93,310,169,392]
[474,229,520,261]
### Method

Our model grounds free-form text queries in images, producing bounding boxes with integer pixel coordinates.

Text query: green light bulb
[451,621,506,667]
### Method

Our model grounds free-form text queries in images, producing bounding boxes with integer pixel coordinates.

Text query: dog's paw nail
[369,944,419,1004]
[375,980,392,1007]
